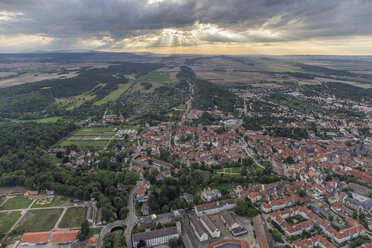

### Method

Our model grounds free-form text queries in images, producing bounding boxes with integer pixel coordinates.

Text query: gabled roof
[51,230,79,244]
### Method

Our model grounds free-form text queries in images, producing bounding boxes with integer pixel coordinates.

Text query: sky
[0,0,372,55]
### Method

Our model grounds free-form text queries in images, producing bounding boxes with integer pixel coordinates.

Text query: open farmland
[60,127,116,148]
[11,117,63,123]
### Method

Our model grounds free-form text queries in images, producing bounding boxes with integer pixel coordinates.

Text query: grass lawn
[0,211,22,233]
[59,207,87,228]
[0,197,32,210]
[31,197,62,208]
[174,104,187,111]
[252,163,264,173]
[15,208,63,233]
[231,167,241,173]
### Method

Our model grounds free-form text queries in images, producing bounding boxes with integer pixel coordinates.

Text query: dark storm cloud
[0,0,372,48]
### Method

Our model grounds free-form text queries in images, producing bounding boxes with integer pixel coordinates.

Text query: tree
[240,167,248,176]
[77,220,90,241]
[169,238,181,248]
[271,229,282,242]
[137,240,146,248]
[119,207,129,219]
[298,189,306,197]
[124,171,140,185]
[285,156,295,164]
[359,211,366,222]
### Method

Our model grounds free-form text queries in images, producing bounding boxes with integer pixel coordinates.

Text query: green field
[132,71,178,93]
[15,208,63,233]
[0,197,32,210]
[94,83,131,105]
[0,211,22,233]
[137,71,171,83]
[216,167,241,174]
[31,197,62,208]
[174,104,187,111]
[11,117,63,123]
[59,207,87,228]
[60,127,116,148]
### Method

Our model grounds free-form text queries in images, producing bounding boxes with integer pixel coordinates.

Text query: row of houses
[271,206,367,244]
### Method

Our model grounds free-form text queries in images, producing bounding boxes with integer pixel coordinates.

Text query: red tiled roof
[51,230,79,244]
[21,231,51,244]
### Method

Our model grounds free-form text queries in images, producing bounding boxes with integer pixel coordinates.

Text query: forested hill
[0,62,162,119]
[177,66,240,114]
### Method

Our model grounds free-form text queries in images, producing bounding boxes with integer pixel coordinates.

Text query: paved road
[96,220,126,248]
[123,181,142,248]
[97,181,141,248]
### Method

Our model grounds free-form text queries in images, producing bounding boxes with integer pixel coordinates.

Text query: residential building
[295,235,336,248]
[202,189,222,202]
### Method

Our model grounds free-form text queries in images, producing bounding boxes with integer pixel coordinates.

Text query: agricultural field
[11,116,63,123]
[31,197,62,208]
[14,208,63,232]
[94,83,132,105]
[137,71,171,83]
[60,127,116,148]
[131,71,179,93]
[58,207,87,228]
[0,197,32,210]
[0,211,22,233]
